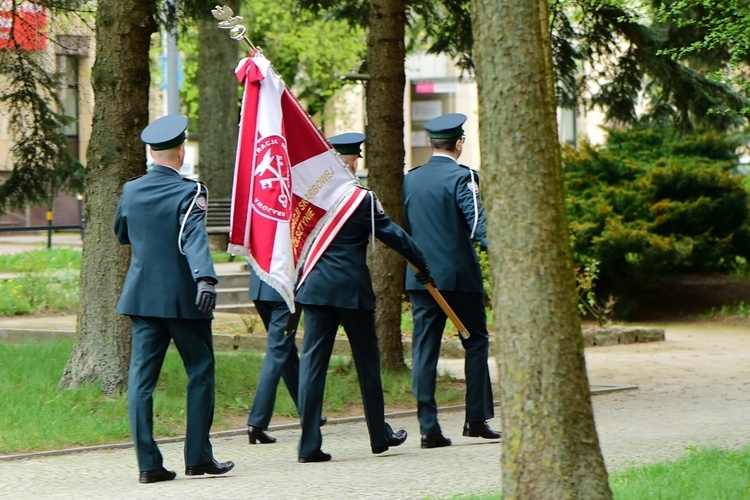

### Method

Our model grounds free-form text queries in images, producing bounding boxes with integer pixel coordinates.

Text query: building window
[56,54,79,138]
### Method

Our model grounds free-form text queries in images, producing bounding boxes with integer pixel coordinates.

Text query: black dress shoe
[185,459,235,476]
[320,416,328,427]
[463,421,501,439]
[139,467,176,484]
[372,429,408,454]
[298,450,332,463]
[248,426,277,444]
[421,433,452,449]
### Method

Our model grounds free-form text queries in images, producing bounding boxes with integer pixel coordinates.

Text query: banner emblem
[253,135,292,222]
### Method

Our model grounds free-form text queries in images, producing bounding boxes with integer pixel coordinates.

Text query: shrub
[564,125,750,292]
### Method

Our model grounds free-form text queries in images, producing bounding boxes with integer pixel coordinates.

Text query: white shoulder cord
[369,191,376,253]
[178,183,207,255]
[469,169,479,239]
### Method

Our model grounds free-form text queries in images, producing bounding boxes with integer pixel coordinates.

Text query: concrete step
[216,272,250,288]
[215,302,255,314]
[215,261,250,309]
[216,286,251,306]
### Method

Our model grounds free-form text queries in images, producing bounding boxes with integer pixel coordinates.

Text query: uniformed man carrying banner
[403,113,501,449]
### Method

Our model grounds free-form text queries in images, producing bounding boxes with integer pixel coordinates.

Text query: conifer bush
[564,125,750,295]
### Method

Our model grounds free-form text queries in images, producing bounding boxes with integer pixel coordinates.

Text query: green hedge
[564,125,750,289]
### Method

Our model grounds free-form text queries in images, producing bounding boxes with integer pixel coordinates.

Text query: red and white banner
[229,53,358,312]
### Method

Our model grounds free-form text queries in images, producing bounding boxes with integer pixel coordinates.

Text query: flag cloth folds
[228,53,359,312]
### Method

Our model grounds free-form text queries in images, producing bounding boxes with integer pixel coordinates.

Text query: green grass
[439,446,750,499]
[0,249,82,315]
[0,270,80,315]
[610,446,750,499]
[0,248,82,272]
[704,301,750,319]
[0,249,237,317]
[0,249,233,272]
[211,252,236,263]
[0,340,464,455]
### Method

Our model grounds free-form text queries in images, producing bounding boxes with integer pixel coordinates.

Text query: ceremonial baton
[408,262,470,340]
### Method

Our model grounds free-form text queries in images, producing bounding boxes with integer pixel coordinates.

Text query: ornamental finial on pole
[212,5,256,53]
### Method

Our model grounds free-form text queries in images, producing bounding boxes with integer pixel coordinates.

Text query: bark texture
[472,0,612,497]
[59,0,158,396]
[196,0,240,200]
[366,0,408,370]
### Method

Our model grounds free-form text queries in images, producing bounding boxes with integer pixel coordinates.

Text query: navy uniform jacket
[403,155,487,293]
[114,165,217,319]
[249,272,284,302]
[296,188,428,310]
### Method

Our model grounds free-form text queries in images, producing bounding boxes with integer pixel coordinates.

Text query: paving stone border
[1,325,664,359]
[582,325,666,347]
[214,325,666,359]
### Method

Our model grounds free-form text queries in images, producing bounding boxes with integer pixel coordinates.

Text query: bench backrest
[206,198,231,228]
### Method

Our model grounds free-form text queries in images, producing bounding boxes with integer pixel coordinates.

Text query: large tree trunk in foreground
[60,1,157,396]
[366,0,408,370]
[472,0,612,497]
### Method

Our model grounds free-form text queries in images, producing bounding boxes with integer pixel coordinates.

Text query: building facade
[0,5,93,228]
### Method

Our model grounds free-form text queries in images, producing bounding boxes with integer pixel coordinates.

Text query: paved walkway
[1,322,749,498]
[0,231,83,253]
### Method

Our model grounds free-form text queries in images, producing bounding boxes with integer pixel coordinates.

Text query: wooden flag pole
[408,262,470,340]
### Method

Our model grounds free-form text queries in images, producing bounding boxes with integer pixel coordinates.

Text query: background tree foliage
[565,125,750,292]
[423,0,750,131]
[181,0,366,119]
[655,0,750,92]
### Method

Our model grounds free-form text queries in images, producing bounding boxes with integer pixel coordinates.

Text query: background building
[0,6,93,229]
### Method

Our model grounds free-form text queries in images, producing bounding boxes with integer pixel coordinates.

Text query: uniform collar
[431,153,459,164]
[150,164,182,176]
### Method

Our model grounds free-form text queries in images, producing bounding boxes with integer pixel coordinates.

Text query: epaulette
[183,177,208,192]
[126,174,145,182]
[407,165,424,173]
[458,163,479,173]
[182,177,205,186]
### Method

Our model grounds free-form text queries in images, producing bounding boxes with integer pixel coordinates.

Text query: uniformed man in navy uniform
[244,133,365,445]
[295,132,434,463]
[245,273,307,445]
[115,114,234,483]
[245,268,327,441]
[403,113,500,449]
[328,132,366,173]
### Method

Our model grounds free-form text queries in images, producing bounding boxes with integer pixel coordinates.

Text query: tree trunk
[472,0,612,497]
[59,0,157,396]
[366,0,408,371]
[196,1,239,198]
[197,1,240,251]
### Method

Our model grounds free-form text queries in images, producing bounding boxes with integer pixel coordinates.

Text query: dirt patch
[619,273,750,323]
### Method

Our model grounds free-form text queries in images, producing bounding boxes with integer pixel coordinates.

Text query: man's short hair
[430,137,459,151]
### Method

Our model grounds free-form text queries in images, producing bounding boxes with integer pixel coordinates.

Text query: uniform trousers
[247,300,300,429]
[297,305,394,458]
[408,290,494,434]
[128,316,215,471]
